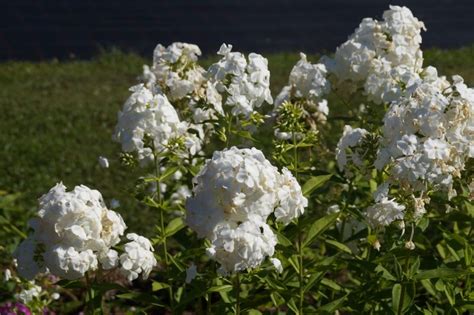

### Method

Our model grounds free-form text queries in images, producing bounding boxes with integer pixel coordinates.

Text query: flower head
[15,184,126,280]
[119,233,157,282]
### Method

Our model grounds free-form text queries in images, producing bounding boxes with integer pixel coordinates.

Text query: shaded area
[2,0,474,60]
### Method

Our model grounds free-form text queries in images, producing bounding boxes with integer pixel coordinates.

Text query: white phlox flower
[274,53,331,127]
[366,197,405,228]
[14,183,127,280]
[146,42,204,99]
[376,76,473,192]
[324,5,425,104]
[274,168,308,225]
[207,44,273,118]
[119,233,157,282]
[15,283,42,304]
[270,258,283,273]
[207,219,277,274]
[114,85,199,165]
[335,125,369,175]
[186,147,307,273]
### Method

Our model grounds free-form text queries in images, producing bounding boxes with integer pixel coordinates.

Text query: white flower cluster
[208,44,273,118]
[15,283,42,304]
[14,184,156,281]
[324,5,425,104]
[206,218,277,274]
[186,147,307,273]
[275,53,331,125]
[142,42,224,125]
[331,5,473,226]
[113,84,203,165]
[366,197,406,228]
[119,233,157,282]
[376,74,474,192]
[143,42,204,100]
[335,125,369,176]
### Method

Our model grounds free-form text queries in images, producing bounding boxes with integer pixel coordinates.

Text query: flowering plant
[2,5,472,314]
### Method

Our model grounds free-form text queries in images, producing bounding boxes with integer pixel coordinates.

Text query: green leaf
[446,243,461,261]
[321,278,342,291]
[233,130,256,142]
[270,292,284,306]
[325,239,352,254]
[152,281,170,292]
[165,217,185,237]
[167,253,185,272]
[207,285,233,293]
[302,174,332,196]
[420,279,437,297]
[464,242,472,266]
[417,217,430,231]
[375,264,397,281]
[288,255,300,273]
[444,284,455,306]
[262,276,286,291]
[392,283,402,314]
[391,282,415,314]
[414,268,468,280]
[275,230,292,247]
[465,201,474,217]
[287,298,299,314]
[408,256,420,280]
[303,212,339,247]
[159,166,180,182]
[304,271,324,293]
[319,294,347,313]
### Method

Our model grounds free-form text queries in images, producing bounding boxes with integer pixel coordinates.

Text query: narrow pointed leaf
[303,212,339,247]
[302,174,332,196]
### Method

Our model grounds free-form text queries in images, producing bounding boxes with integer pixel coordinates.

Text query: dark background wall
[2,0,474,61]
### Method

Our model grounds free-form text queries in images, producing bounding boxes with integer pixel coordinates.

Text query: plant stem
[153,153,169,266]
[85,272,94,315]
[153,151,173,311]
[235,273,241,315]
[298,221,304,314]
[293,132,304,314]
[398,255,410,315]
[226,114,233,148]
[160,207,169,265]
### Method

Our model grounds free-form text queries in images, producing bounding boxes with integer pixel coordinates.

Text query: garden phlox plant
[4,4,473,314]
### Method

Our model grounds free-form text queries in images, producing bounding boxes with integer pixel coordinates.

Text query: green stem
[153,153,169,266]
[160,207,169,265]
[398,255,410,315]
[85,272,95,315]
[293,132,304,314]
[298,222,304,314]
[153,151,173,311]
[235,273,241,315]
[226,114,233,148]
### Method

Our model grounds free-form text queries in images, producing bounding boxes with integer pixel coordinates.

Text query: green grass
[1,46,474,231]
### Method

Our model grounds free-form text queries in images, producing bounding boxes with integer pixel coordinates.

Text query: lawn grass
[1,46,474,231]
